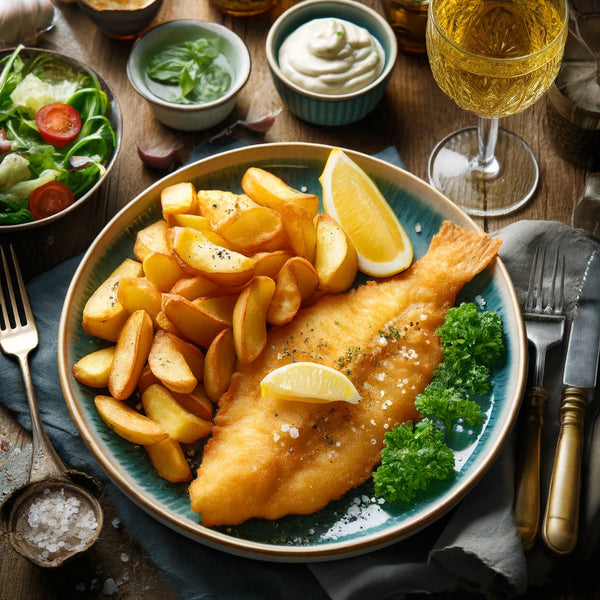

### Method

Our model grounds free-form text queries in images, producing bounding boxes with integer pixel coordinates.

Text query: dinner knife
[541,251,600,555]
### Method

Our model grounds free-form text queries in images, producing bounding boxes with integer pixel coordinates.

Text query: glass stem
[472,116,500,179]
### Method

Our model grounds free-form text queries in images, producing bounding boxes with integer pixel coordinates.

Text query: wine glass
[426,0,569,217]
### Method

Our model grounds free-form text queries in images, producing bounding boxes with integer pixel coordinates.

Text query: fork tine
[0,244,33,330]
[525,244,544,312]
[0,245,13,329]
[545,245,565,314]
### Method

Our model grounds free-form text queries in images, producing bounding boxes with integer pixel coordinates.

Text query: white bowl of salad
[0,45,122,231]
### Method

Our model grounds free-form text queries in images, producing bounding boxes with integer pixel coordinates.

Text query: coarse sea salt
[14,487,98,561]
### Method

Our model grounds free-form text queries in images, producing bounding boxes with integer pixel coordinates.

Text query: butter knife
[541,251,600,555]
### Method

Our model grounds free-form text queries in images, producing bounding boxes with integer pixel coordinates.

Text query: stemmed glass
[426,0,569,217]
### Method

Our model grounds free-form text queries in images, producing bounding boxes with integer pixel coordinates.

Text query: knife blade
[541,251,600,555]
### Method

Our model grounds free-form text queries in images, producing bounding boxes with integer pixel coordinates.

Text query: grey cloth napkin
[310,220,600,599]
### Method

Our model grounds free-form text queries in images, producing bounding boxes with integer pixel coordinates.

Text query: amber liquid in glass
[427,0,567,118]
[209,0,279,17]
[381,0,429,54]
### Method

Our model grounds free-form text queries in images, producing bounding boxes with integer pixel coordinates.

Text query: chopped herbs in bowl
[126,20,251,131]
[0,45,121,231]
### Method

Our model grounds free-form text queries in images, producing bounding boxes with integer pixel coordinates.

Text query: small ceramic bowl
[77,0,163,39]
[266,0,397,126]
[126,20,251,132]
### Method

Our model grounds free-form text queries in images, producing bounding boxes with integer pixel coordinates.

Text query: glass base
[428,127,539,217]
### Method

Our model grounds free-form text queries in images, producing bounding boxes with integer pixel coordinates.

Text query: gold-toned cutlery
[542,250,600,555]
[514,244,565,550]
[0,244,103,567]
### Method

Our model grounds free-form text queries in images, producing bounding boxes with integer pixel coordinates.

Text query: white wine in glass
[426,0,568,216]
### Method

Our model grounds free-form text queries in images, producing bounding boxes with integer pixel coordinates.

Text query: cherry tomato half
[28,181,75,220]
[35,103,82,148]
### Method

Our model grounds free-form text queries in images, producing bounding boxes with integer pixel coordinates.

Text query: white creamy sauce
[278,18,385,95]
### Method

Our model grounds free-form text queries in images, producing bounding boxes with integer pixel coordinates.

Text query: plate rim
[58,141,527,561]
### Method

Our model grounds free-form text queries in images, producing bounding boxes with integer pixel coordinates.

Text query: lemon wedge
[319,148,413,277]
[260,362,361,404]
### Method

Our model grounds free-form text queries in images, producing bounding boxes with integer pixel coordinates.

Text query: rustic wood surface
[0,0,592,598]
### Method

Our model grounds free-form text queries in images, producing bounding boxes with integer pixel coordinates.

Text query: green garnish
[373,419,455,503]
[146,39,232,105]
[373,302,506,504]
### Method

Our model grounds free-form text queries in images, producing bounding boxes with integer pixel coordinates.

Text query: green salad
[0,45,117,225]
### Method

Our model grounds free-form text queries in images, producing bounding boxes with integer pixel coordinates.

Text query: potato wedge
[278,203,317,264]
[267,257,319,326]
[145,438,192,483]
[117,276,162,323]
[252,250,294,278]
[314,213,358,294]
[155,310,184,336]
[133,220,169,262]
[72,346,115,388]
[167,213,210,231]
[148,330,199,394]
[197,190,284,253]
[138,363,160,393]
[192,294,237,326]
[162,293,229,349]
[161,182,198,219]
[204,327,236,403]
[142,383,212,443]
[94,394,168,446]
[172,386,214,421]
[169,274,222,300]
[233,276,276,364]
[82,259,143,342]
[172,226,256,287]
[143,252,188,292]
[108,310,154,401]
[241,167,319,216]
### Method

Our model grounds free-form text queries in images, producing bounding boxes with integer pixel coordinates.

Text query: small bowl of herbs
[126,20,251,132]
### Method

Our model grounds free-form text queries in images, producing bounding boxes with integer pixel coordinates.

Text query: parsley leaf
[373,420,455,503]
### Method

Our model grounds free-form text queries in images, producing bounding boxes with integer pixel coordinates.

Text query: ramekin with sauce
[266,0,397,126]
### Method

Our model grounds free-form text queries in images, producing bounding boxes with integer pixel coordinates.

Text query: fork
[513,244,566,550]
[0,244,66,482]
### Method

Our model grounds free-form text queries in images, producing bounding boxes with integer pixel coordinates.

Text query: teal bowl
[266,0,397,126]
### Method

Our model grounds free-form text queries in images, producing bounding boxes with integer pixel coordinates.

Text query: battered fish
[190,221,501,526]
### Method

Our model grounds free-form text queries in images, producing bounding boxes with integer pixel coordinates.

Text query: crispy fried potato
[148,330,200,394]
[161,182,198,220]
[314,213,358,294]
[138,363,160,393]
[82,259,143,342]
[192,295,237,326]
[267,257,318,326]
[278,203,317,264]
[142,383,212,443]
[167,213,211,231]
[143,252,188,292]
[133,220,170,262]
[117,276,162,323]
[172,227,256,287]
[145,438,192,482]
[162,293,229,349]
[197,190,284,253]
[204,327,236,403]
[252,250,295,278]
[241,167,319,216]
[94,394,168,446]
[169,274,222,300]
[155,310,184,336]
[72,346,115,388]
[172,386,214,422]
[233,276,276,364]
[108,310,154,401]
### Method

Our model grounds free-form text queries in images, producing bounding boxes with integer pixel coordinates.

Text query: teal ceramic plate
[58,142,526,561]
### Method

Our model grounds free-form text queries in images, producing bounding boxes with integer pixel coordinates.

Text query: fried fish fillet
[190,221,502,526]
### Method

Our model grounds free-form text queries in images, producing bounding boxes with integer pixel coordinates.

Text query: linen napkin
[1,137,599,600]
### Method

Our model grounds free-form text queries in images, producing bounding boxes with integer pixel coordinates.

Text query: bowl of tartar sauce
[266,0,397,126]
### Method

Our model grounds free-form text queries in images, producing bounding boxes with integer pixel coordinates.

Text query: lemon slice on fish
[260,362,361,404]
[319,148,413,277]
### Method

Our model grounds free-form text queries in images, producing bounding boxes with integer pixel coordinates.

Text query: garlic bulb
[0,0,55,47]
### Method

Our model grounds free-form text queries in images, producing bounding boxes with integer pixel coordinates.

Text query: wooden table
[0,1,591,598]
